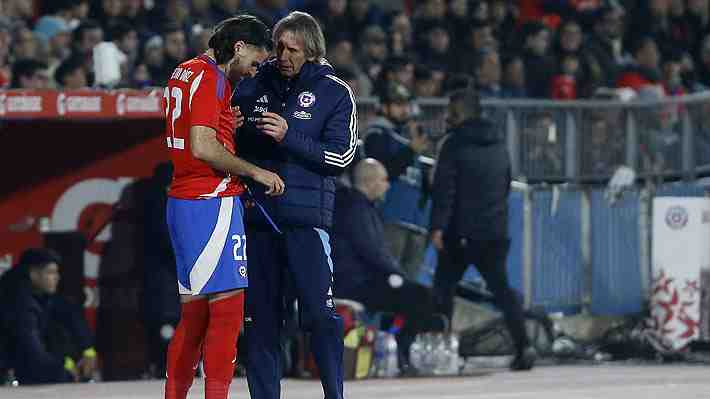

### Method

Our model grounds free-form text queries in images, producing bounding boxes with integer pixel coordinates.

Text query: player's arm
[190,126,284,195]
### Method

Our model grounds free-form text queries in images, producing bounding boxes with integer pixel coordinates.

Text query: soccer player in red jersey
[162,15,283,399]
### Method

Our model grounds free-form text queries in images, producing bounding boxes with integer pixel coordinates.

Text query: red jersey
[163,54,245,199]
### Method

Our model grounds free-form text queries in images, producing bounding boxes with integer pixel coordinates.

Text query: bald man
[333,158,438,375]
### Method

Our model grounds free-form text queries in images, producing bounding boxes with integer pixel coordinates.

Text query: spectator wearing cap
[363,83,432,280]
[521,21,555,98]
[55,56,88,90]
[584,6,627,89]
[11,59,50,89]
[34,16,72,72]
[358,25,389,84]
[374,56,415,97]
[0,248,97,385]
[616,35,663,93]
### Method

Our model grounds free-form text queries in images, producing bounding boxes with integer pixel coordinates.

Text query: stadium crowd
[2,0,710,100]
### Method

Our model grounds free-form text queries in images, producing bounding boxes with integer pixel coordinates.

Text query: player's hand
[431,229,444,251]
[409,122,430,154]
[232,106,245,129]
[257,112,288,143]
[253,168,285,196]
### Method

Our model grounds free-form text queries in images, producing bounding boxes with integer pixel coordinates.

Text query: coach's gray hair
[273,11,326,61]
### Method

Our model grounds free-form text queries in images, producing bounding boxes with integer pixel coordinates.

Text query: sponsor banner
[651,198,710,349]
[0,89,164,119]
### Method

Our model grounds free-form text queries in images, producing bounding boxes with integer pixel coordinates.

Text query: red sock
[165,299,209,399]
[203,293,244,399]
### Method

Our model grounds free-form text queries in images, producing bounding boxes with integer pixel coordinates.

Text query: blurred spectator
[143,35,165,85]
[54,56,88,90]
[358,25,389,85]
[0,20,11,88]
[310,0,352,43]
[94,0,126,33]
[416,20,452,73]
[33,16,72,71]
[447,0,470,41]
[13,26,41,62]
[451,21,497,76]
[617,35,663,92]
[696,34,710,89]
[245,0,290,27]
[521,22,555,98]
[73,20,105,61]
[336,67,361,98]
[581,115,622,176]
[687,0,710,57]
[555,19,598,97]
[663,51,688,97]
[550,53,580,100]
[413,65,441,98]
[627,0,689,57]
[363,83,431,280]
[388,11,414,58]
[11,59,50,89]
[189,25,213,57]
[523,112,564,177]
[333,158,439,374]
[374,56,415,98]
[190,0,219,29]
[212,0,242,22]
[131,63,153,88]
[584,6,626,89]
[152,25,187,86]
[328,35,372,97]
[3,0,35,25]
[502,55,527,98]
[0,248,97,385]
[109,23,140,81]
[348,0,385,45]
[490,0,518,50]
[473,49,503,98]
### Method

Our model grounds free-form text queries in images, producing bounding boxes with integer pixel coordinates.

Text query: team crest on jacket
[298,91,316,108]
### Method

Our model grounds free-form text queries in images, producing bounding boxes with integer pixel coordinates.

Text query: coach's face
[228,41,269,81]
[276,30,311,78]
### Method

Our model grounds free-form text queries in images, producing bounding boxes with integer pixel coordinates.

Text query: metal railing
[358,93,710,183]
[357,95,710,315]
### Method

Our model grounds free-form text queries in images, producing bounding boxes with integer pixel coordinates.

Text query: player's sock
[203,293,244,399]
[165,299,209,399]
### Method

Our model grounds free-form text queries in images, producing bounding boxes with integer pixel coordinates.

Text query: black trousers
[433,237,530,352]
[342,277,439,363]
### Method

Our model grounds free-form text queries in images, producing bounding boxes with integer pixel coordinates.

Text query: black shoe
[509,347,536,371]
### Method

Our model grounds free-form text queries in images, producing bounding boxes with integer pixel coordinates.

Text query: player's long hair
[209,14,272,65]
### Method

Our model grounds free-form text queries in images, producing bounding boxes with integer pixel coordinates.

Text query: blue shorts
[167,196,248,295]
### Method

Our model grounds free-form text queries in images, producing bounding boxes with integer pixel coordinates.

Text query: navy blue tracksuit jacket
[234,59,357,399]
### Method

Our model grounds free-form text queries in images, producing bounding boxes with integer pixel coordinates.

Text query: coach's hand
[254,168,285,196]
[232,106,245,129]
[258,112,288,143]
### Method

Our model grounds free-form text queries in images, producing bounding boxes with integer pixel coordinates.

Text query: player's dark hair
[209,14,272,65]
[19,248,62,271]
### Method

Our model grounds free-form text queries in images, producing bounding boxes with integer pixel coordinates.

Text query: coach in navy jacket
[234,54,356,230]
[233,12,356,399]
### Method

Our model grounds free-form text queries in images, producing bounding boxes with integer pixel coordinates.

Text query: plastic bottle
[383,333,399,378]
[409,335,424,371]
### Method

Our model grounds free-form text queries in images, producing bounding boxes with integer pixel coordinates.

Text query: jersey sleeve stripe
[324,74,358,167]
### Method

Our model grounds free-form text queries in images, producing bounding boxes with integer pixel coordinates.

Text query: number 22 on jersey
[164,86,185,150]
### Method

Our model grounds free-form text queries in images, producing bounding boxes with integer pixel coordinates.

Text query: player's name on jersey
[0,89,165,119]
[170,67,194,83]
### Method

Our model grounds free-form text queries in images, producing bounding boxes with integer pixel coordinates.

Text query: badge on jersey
[298,91,316,108]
